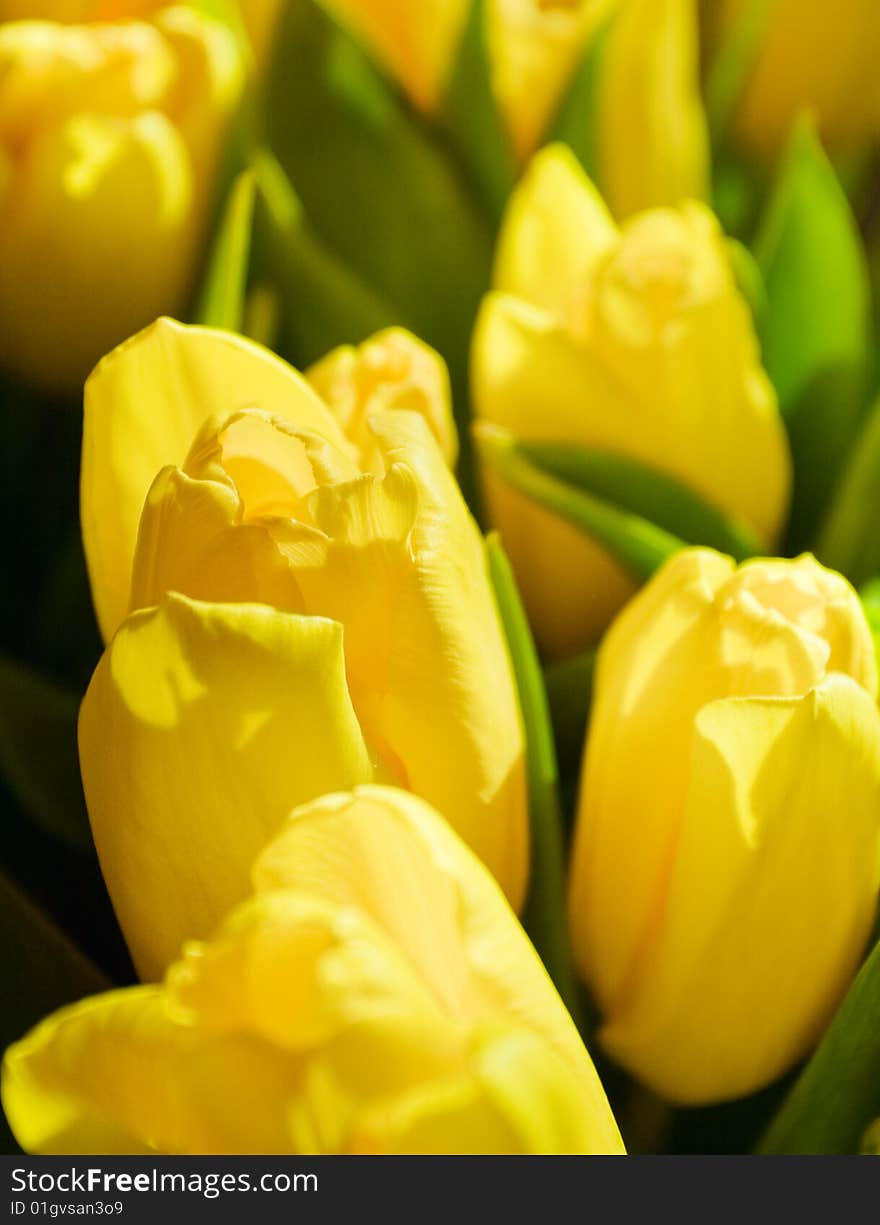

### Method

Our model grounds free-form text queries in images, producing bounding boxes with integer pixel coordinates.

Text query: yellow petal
[78,594,375,980]
[492,143,617,321]
[255,784,623,1154]
[273,411,529,907]
[167,890,446,1053]
[600,675,880,1103]
[81,318,345,641]
[352,1025,615,1154]
[729,554,878,699]
[472,293,636,656]
[488,0,617,164]
[568,548,735,1006]
[151,5,243,216]
[129,465,307,614]
[598,0,709,218]
[1,988,299,1154]
[307,327,458,471]
[0,110,193,392]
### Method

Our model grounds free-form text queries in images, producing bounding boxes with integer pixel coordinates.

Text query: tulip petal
[600,675,880,1104]
[78,594,375,981]
[129,466,307,614]
[0,109,192,395]
[492,144,616,319]
[273,411,528,907]
[487,1,614,165]
[254,784,623,1154]
[167,891,444,1052]
[351,1026,611,1155]
[81,318,345,641]
[598,0,709,218]
[1,988,299,1154]
[306,327,459,470]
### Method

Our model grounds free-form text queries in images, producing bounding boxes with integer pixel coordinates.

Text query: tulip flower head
[568,548,880,1104]
[0,5,242,389]
[80,320,527,979]
[2,788,624,1154]
[472,145,790,658]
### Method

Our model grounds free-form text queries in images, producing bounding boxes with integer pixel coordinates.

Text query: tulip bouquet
[1,0,880,1161]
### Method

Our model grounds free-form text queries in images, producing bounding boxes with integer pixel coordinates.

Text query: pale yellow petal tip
[306,328,458,470]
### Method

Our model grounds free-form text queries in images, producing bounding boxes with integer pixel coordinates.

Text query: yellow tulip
[0,6,243,390]
[80,320,526,975]
[568,548,880,1104]
[472,145,791,659]
[2,787,624,1154]
[715,0,880,164]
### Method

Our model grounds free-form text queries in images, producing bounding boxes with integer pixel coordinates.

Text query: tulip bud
[472,145,790,659]
[80,320,527,976]
[0,7,243,389]
[568,548,880,1104]
[2,787,624,1154]
[714,0,880,165]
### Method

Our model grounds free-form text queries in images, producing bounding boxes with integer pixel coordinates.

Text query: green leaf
[712,153,762,240]
[251,150,398,363]
[815,398,880,586]
[263,0,493,389]
[859,578,880,675]
[726,237,767,325]
[543,649,595,808]
[517,435,761,560]
[194,167,257,332]
[440,0,515,223]
[0,869,109,1152]
[485,535,581,1023]
[758,935,880,1153]
[548,7,617,183]
[754,117,871,548]
[0,657,89,848]
[475,424,758,583]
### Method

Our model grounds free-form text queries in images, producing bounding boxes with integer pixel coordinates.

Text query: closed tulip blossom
[472,144,791,659]
[2,788,624,1155]
[79,320,527,979]
[713,0,880,165]
[568,548,880,1104]
[0,5,243,389]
